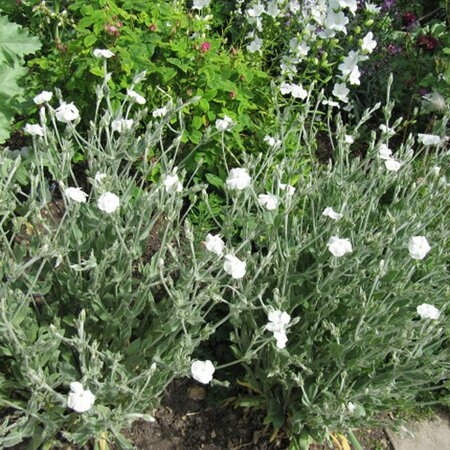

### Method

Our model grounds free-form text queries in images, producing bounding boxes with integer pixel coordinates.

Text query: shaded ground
[122,379,394,450]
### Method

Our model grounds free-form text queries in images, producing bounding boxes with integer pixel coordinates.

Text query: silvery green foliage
[0,71,225,449]
[200,91,450,442]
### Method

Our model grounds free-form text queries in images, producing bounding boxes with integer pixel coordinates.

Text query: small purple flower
[382,0,396,10]
[386,43,402,55]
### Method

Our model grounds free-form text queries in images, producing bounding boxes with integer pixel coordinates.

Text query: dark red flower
[199,41,211,53]
[416,35,439,51]
[402,12,417,28]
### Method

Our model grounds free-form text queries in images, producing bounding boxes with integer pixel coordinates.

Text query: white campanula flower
[338,50,367,85]
[192,0,210,10]
[226,168,252,190]
[325,9,349,34]
[93,48,115,58]
[246,3,265,18]
[417,134,441,146]
[97,192,120,213]
[223,254,246,279]
[111,118,133,133]
[384,158,402,172]
[204,233,225,256]
[127,89,146,105]
[191,360,215,384]
[65,187,88,203]
[247,35,263,53]
[33,90,53,105]
[279,183,296,195]
[365,3,381,14]
[258,193,279,211]
[24,123,44,136]
[215,115,234,132]
[328,236,352,257]
[266,1,280,18]
[266,310,291,349]
[378,144,393,160]
[322,207,343,221]
[163,172,183,194]
[416,303,440,320]
[408,236,431,260]
[67,382,96,413]
[338,0,357,15]
[361,32,377,53]
[152,106,168,118]
[55,102,80,123]
[332,83,350,103]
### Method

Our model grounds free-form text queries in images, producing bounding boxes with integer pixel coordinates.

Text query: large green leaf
[0,15,41,64]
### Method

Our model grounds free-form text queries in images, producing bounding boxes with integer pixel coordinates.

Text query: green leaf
[0,15,41,63]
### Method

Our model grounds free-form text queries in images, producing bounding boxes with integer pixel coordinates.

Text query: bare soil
[121,378,394,450]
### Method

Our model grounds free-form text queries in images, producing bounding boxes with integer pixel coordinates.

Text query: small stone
[187,386,206,401]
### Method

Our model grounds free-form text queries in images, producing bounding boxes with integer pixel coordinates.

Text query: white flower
[111,119,133,133]
[247,36,263,53]
[290,83,308,99]
[226,168,251,190]
[365,3,381,14]
[379,124,395,136]
[191,360,215,384]
[384,158,402,172]
[431,166,441,176]
[266,310,291,349]
[263,135,282,149]
[408,236,431,260]
[339,0,357,14]
[344,134,354,144]
[24,123,44,136]
[97,192,120,213]
[152,106,168,118]
[223,254,246,279]
[33,90,53,105]
[258,193,279,211]
[322,207,343,221]
[94,172,107,183]
[55,102,80,123]
[192,0,210,9]
[204,234,225,255]
[327,236,352,257]
[347,402,356,413]
[127,89,146,105]
[417,134,441,146]
[246,3,265,17]
[279,183,296,195]
[280,82,307,99]
[416,303,440,320]
[67,382,96,413]
[65,187,88,203]
[163,173,183,194]
[332,83,350,103]
[421,92,447,113]
[325,9,349,34]
[361,32,377,53]
[378,144,393,160]
[93,48,115,58]
[338,50,367,86]
[215,115,234,132]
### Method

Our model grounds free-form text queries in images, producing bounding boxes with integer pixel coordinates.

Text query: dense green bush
[0,1,449,449]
